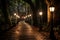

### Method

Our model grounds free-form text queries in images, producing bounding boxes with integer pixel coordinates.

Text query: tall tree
[1,0,10,25]
[0,0,18,32]
[23,0,42,26]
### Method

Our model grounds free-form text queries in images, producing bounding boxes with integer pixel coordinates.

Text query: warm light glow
[23,16,27,19]
[16,15,20,18]
[39,12,43,16]
[29,14,31,17]
[28,14,31,17]
[14,13,16,16]
[14,13,20,18]
[15,31,19,34]
[49,7,55,12]
[24,16,28,19]
[23,17,26,19]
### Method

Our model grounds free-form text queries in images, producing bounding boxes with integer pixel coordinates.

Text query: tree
[0,0,18,32]
[23,0,42,26]
[1,0,10,24]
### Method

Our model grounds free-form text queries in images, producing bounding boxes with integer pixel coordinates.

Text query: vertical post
[39,11,43,30]
[49,6,56,40]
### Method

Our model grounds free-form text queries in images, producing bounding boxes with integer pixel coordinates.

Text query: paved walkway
[0,21,49,40]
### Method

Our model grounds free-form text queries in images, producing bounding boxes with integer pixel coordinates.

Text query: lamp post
[14,13,20,24]
[39,12,43,16]
[49,6,56,40]
[39,11,43,31]
[14,13,17,24]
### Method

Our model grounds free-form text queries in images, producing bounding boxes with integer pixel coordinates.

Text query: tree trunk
[1,0,10,25]
[32,9,38,26]
[0,0,12,32]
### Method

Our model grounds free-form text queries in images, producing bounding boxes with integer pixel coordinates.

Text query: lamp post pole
[39,11,43,31]
[49,6,56,40]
